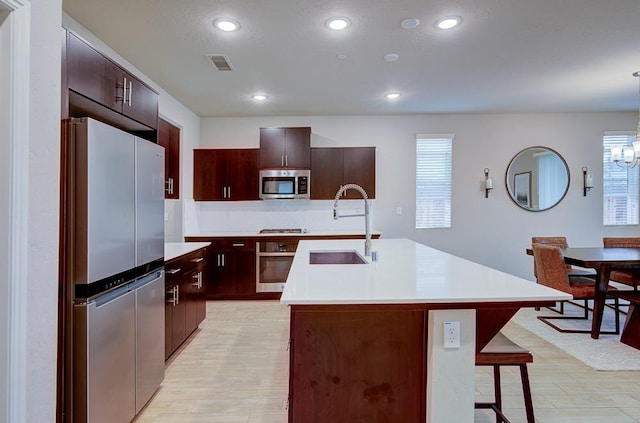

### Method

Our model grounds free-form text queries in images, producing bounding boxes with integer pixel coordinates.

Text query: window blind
[416,134,453,229]
[602,132,639,225]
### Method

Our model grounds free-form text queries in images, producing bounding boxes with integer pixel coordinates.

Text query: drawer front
[165,247,207,281]
[212,239,257,252]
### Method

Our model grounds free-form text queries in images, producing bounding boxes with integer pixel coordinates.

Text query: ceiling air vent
[206,54,234,71]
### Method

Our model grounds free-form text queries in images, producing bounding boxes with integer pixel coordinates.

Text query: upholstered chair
[532,243,620,334]
[531,236,595,313]
[603,237,640,291]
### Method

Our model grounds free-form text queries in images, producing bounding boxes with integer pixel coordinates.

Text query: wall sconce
[582,166,593,196]
[484,168,493,198]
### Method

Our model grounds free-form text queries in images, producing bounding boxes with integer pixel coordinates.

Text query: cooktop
[259,228,308,234]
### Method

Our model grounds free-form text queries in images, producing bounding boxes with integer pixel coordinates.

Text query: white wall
[0,7,12,420]
[197,113,640,279]
[61,14,201,242]
[26,0,62,421]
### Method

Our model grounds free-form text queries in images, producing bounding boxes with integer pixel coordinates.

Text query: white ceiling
[62,0,640,118]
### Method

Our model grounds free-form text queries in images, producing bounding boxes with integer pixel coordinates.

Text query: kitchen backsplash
[184,199,375,235]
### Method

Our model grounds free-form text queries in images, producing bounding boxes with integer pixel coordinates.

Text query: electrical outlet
[443,321,460,349]
[396,206,403,215]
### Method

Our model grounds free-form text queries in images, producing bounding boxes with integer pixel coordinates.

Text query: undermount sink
[309,250,368,265]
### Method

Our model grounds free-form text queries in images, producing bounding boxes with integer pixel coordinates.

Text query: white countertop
[281,238,571,305]
[184,230,382,238]
[165,242,211,261]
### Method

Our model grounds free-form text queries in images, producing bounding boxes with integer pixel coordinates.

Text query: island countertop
[281,238,570,305]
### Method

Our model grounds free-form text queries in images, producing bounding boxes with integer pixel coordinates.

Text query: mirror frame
[505,146,570,212]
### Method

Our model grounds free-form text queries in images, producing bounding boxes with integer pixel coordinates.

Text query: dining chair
[603,237,640,292]
[475,332,534,423]
[532,243,620,334]
[531,236,595,314]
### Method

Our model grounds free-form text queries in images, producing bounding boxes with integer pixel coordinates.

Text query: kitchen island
[281,238,570,423]
[185,231,381,300]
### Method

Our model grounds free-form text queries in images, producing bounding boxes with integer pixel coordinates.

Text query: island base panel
[289,308,426,423]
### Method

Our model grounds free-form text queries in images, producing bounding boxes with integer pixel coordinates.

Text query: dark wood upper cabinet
[342,147,376,199]
[311,147,376,200]
[158,118,180,199]
[193,149,259,201]
[259,127,311,169]
[310,148,344,199]
[67,32,121,111]
[66,31,159,131]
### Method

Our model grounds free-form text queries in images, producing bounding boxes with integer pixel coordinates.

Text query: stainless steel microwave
[259,169,310,199]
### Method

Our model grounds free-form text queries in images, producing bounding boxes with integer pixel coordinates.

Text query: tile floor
[135,301,640,423]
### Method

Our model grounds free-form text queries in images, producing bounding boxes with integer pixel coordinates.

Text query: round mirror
[505,146,570,212]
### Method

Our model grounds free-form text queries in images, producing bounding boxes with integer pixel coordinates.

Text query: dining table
[558,247,640,340]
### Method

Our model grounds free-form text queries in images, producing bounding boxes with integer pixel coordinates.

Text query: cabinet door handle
[167,285,178,306]
[166,268,181,275]
[127,79,132,106]
[232,243,245,247]
[222,254,226,266]
[227,186,231,198]
[285,155,288,167]
[281,155,284,167]
[191,257,204,263]
[165,178,174,195]
[175,285,179,305]
[122,77,127,103]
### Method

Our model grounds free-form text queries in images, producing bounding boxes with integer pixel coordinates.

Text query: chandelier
[611,71,640,168]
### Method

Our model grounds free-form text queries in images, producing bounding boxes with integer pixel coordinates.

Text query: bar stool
[475,332,535,423]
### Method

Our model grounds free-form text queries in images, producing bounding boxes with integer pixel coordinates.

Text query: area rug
[511,301,640,371]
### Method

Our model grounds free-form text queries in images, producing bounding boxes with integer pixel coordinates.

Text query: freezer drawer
[133,271,165,413]
[74,285,136,423]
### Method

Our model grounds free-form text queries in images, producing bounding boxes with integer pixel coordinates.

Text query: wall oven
[256,240,298,292]
[259,169,310,199]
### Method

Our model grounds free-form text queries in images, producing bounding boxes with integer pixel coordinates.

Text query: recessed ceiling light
[336,53,349,60]
[384,53,399,62]
[434,16,462,30]
[401,18,420,29]
[326,17,351,31]
[213,18,241,32]
[385,93,401,100]
[251,94,268,101]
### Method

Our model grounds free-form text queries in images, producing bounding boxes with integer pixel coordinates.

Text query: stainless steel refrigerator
[66,118,165,423]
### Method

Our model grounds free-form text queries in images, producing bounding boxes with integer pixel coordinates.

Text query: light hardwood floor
[136,301,640,423]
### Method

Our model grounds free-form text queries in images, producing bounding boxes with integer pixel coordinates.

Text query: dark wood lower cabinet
[164,247,207,360]
[204,239,273,300]
[289,307,426,422]
[185,234,381,301]
[208,250,257,298]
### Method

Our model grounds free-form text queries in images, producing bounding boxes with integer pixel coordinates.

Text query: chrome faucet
[333,184,372,256]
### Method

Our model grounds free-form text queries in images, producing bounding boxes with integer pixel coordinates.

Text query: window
[602,131,639,225]
[416,134,453,229]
